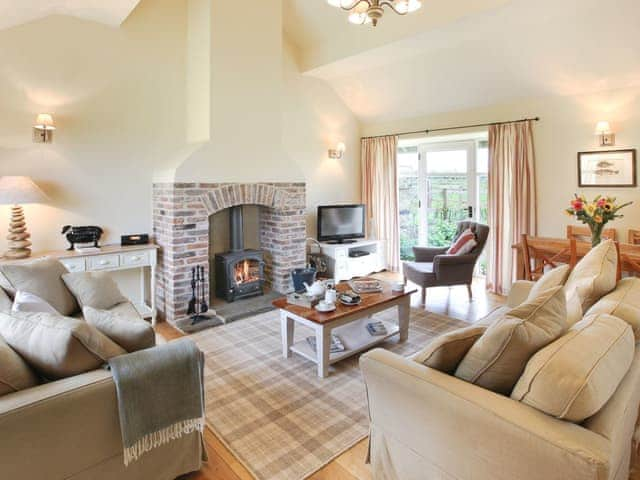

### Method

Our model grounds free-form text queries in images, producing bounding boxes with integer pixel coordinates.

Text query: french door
[399,139,488,259]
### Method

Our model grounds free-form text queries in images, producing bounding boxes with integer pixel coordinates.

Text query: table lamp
[0,176,48,259]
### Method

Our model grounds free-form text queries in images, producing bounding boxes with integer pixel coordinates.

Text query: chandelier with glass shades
[327,0,422,26]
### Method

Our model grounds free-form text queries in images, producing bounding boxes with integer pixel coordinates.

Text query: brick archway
[152,182,306,325]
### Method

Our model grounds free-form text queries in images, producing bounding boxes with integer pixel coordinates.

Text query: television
[317,204,366,243]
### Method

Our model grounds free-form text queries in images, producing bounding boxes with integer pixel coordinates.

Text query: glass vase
[590,224,604,248]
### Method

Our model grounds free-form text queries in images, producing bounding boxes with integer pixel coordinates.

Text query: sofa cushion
[585,277,640,341]
[563,239,617,325]
[0,311,126,379]
[527,264,571,300]
[11,290,59,314]
[412,325,487,374]
[0,259,78,316]
[512,313,634,422]
[83,305,155,353]
[0,288,11,314]
[62,272,128,310]
[0,334,39,397]
[455,286,567,395]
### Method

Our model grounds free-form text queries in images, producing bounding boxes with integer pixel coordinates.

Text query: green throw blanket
[109,338,206,466]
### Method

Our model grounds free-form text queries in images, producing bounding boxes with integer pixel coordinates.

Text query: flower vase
[590,224,604,248]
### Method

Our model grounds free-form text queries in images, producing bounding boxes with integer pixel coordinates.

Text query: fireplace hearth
[215,205,265,302]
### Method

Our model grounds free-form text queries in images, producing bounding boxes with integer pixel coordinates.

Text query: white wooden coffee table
[273,283,415,378]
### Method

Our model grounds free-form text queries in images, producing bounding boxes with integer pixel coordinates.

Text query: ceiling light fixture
[327,0,422,26]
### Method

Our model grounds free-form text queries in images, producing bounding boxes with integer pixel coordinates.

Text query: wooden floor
[158,275,639,480]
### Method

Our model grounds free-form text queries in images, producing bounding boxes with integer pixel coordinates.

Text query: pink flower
[571,199,584,211]
[597,198,606,207]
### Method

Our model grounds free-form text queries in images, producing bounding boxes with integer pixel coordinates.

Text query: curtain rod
[361,117,540,140]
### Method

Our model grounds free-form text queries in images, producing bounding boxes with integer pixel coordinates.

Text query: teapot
[303,280,326,297]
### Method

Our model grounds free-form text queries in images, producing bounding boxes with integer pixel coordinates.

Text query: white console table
[1,245,158,325]
[319,239,386,281]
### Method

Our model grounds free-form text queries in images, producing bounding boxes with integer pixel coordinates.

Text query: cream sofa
[0,287,203,479]
[361,278,640,480]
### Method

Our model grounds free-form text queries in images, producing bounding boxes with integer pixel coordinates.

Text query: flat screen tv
[317,204,366,243]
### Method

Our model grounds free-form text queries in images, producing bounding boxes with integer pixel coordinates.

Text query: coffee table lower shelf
[290,318,400,365]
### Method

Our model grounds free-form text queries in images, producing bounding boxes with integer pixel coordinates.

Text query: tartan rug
[190,307,467,480]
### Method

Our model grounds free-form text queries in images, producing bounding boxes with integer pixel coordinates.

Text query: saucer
[315,303,336,312]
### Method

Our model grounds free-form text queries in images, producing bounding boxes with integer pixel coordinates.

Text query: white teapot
[303,280,326,297]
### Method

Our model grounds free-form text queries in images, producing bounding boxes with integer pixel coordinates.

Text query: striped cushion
[447,229,476,255]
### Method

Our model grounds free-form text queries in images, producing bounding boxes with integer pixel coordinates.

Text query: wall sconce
[328,142,346,159]
[595,121,615,147]
[33,113,56,143]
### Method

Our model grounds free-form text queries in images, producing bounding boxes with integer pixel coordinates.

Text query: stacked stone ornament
[5,206,32,259]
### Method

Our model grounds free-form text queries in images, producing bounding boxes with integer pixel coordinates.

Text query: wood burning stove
[214,206,265,302]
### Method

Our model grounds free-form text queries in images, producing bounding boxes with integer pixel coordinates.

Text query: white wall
[0,0,187,251]
[282,40,361,237]
[0,0,362,255]
[363,85,640,241]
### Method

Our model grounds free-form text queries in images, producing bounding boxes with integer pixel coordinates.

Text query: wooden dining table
[513,236,640,280]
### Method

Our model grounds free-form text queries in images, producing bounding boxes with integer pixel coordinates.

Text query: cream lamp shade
[0,176,48,205]
[34,113,56,131]
[595,121,612,134]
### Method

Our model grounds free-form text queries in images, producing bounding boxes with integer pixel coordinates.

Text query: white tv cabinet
[319,239,386,282]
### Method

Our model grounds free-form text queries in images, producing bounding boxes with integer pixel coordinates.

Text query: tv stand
[326,239,358,245]
[319,239,385,281]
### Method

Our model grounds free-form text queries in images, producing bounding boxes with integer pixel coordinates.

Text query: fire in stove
[234,259,261,285]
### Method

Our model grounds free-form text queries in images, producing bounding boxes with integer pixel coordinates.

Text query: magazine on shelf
[366,321,388,336]
[306,334,345,353]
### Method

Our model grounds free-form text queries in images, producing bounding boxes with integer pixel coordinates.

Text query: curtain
[487,120,537,295]
[361,135,400,272]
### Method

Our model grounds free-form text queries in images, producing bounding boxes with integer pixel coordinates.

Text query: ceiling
[283,0,512,72]
[301,0,640,124]
[0,0,141,30]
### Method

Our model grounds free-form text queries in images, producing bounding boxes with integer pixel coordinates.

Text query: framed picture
[577,149,637,187]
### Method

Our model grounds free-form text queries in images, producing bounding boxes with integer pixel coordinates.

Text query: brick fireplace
[152,182,306,325]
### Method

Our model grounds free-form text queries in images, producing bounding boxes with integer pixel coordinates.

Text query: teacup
[317,300,334,311]
[391,281,405,292]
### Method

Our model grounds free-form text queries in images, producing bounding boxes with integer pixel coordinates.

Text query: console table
[0,244,158,325]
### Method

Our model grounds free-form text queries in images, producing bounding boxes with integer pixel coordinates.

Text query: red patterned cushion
[447,229,477,255]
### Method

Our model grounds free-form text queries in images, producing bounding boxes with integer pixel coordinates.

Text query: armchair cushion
[455,286,567,395]
[512,313,634,422]
[446,228,477,255]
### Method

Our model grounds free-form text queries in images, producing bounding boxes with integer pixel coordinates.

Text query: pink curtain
[361,135,400,272]
[487,121,537,295]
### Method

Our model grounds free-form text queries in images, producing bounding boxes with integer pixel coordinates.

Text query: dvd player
[349,250,370,258]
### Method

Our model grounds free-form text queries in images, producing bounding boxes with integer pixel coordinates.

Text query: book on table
[366,321,388,336]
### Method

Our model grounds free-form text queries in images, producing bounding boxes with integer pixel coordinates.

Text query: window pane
[398,150,419,260]
[426,150,467,174]
[477,146,488,173]
[426,176,468,247]
[398,151,418,178]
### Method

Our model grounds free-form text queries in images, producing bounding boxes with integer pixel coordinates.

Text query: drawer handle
[131,256,141,261]
[99,260,110,265]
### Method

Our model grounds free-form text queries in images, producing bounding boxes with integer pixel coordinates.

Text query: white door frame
[417,140,477,246]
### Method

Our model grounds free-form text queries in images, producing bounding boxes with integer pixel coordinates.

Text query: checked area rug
[190,307,467,480]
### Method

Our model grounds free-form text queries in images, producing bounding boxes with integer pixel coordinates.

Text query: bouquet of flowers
[565,194,632,247]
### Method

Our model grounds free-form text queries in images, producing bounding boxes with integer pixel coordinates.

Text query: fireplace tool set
[188,265,210,324]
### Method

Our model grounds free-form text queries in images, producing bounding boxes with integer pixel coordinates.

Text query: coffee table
[273,283,416,378]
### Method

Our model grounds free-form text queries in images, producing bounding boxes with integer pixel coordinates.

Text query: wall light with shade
[33,113,56,143]
[595,121,615,147]
[329,142,346,159]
